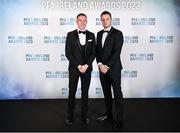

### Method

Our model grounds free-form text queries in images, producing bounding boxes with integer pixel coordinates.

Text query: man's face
[76,15,87,31]
[101,14,112,29]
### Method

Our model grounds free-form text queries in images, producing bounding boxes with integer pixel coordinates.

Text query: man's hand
[78,65,83,73]
[99,64,108,74]
[78,64,89,73]
[78,65,82,70]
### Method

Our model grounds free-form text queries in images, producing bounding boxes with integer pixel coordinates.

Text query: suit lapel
[85,31,89,54]
[99,31,103,50]
[74,30,81,51]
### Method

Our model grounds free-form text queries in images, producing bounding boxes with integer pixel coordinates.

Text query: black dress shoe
[81,118,90,125]
[96,114,113,122]
[65,118,73,126]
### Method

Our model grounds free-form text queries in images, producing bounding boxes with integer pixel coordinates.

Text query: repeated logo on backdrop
[0,0,180,99]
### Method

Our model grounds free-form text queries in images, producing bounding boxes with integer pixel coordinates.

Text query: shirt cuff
[98,62,103,66]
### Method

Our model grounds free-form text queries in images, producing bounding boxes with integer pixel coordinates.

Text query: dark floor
[0,98,180,132]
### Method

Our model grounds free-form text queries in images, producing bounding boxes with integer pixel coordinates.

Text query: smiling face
[101,14,112,29]
[76,15,87,31]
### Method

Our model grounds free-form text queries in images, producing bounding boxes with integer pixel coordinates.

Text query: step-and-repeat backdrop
[0,0,180,99]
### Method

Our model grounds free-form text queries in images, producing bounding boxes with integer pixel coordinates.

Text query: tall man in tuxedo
[96,11,124,128]
[65,13,96,125]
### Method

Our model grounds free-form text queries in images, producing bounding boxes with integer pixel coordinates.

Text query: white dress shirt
[102,26,111,48]
[78,29,86,46]
[98,26,112,68]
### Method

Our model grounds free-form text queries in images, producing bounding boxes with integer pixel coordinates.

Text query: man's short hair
[77,13,87,19]
[100,11,112,18]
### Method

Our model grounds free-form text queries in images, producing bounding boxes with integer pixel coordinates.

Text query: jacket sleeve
[65,32,79,68]
[96,32,102,64]
[105,31,124,69]
[87,34,96,66]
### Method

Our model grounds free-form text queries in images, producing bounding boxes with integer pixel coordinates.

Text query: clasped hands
[78,64,89,73]
[78,64,109,74]
[99,64,109,74]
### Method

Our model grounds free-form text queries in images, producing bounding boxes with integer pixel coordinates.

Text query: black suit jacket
[96,27,124,73]
[65,30,96,72]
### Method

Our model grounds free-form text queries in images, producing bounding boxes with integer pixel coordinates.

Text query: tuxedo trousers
[99,69,123,121]
[67,70,91,120]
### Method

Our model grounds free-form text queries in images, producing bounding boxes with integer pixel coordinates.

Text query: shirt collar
[104,26,112,31]
[77,28,86,32]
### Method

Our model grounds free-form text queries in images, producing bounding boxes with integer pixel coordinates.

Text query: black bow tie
[103,30,109,33]
[79,31,86,34]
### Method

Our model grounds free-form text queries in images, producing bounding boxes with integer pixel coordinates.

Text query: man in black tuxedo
[96,11,124,128]
[65,13,96,125]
